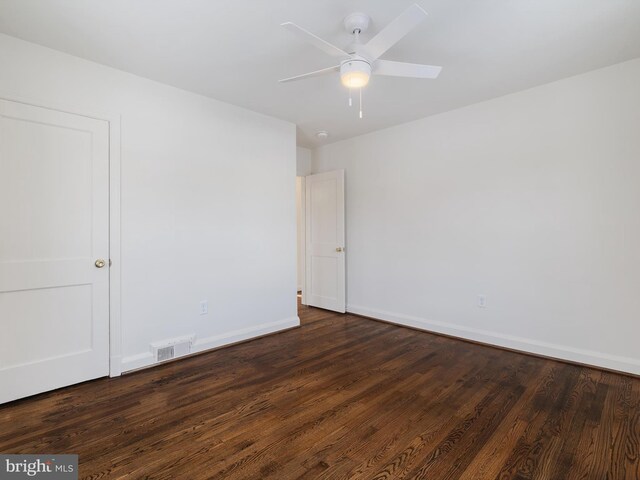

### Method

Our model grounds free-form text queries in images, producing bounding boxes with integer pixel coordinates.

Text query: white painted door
[305,170,345,312]
[0,99,110,404]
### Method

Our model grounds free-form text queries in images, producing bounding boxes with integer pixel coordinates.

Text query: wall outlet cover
[478,295,487,308]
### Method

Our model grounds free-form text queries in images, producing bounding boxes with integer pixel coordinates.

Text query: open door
[304,170,345,313]
[0,99,110,404]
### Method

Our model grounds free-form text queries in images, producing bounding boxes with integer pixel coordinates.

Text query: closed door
[305,170,345,313]
[0,99,110,404]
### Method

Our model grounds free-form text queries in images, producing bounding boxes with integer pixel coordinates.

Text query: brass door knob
[95,259,106,268]
[336,247,344,253]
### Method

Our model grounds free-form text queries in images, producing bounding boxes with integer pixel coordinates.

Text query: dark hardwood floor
[1,297,639,479]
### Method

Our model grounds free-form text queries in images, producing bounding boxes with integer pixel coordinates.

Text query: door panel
[305,170,345,312]
[2,285,93,369]
[0,99,110,404]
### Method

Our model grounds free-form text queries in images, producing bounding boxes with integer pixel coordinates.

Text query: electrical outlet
[477,295,487,308]
[199,300,208,315]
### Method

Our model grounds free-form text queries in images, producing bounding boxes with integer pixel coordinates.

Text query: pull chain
[359,87,363,119]
[349,87,352,107]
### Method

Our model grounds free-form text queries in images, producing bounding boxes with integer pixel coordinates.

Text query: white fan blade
[281,22,349,57]
[279,65,340,83]
[363,4,428,60]
[374,60,442,79]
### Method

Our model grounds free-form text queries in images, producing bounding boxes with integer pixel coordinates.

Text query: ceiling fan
[279,4,442,117]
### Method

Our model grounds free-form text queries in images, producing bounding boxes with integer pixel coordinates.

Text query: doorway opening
[295,170,346,314]
[0,96,122,404]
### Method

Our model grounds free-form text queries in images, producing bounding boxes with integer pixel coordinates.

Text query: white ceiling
[1,0,639,147]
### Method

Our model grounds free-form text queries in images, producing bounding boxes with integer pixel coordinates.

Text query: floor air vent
[151,335,194,363]
[156,346,175,362]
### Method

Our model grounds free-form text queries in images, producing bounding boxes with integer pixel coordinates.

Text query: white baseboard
[192,316,299,353]
[120,351,154,372]
[347,304,640,376]
[120,316,300,373]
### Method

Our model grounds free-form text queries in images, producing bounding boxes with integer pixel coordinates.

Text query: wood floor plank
[565,372,610,480]
[457,363,553,480]
[0,298,638,479]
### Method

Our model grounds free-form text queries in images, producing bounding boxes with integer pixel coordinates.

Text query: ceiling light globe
[340,60,371,88]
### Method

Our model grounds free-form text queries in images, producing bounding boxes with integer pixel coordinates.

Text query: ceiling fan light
[340,60,371,88]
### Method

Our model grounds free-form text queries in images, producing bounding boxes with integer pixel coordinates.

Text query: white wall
[0,34,298,372]
[313,58,640,375]
[296,147,312,176]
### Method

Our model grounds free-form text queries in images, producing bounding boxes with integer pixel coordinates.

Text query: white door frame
[296,176,307,305]
[0,91,123,378]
